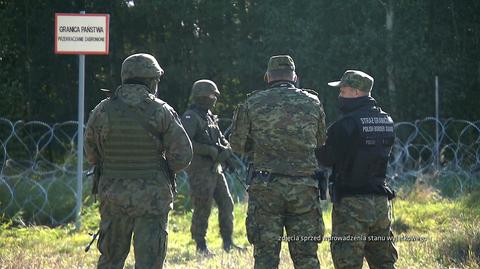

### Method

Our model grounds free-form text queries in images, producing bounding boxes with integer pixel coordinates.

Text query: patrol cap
[266,55,295,73]
[191,79,220,98]
[328,70,374,93]
[121,53,164,82]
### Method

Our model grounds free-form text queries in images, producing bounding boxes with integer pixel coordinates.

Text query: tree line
[1,0,479,125]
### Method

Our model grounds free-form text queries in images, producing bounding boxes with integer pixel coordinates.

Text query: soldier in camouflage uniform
[230,55,326,269]
[84,53,193,269]
[181,79,241,254]
[316,70,398,269]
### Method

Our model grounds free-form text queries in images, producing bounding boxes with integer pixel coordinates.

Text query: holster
[385,184,396,200]
[164,163,177,196]
[313,170,328,200]
[88,164,102,202]
[245,163,255,185]
[328,181,339,203]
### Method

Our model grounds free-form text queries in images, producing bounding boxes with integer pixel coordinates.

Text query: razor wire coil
[0,117,479,225]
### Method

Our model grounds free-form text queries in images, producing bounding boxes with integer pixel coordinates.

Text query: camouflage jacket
[84,84,193,216]
[230,81,326,177]
[181,105,229,174]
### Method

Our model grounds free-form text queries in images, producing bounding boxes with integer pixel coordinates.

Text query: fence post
[435,76,440,170]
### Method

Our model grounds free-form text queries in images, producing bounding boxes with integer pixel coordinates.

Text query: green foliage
[393,172,480,201]
[462,186,480,216]
[1,170,245,226]
[1,1,479,122]
[1,195,480,268]
[436,221,480,266]
[393,196,480,267]
[0,173,89,226]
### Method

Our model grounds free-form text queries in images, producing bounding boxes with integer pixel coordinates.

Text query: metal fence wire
[1,117,479,225]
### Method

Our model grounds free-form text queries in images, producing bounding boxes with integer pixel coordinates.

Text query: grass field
[1,186,479,269]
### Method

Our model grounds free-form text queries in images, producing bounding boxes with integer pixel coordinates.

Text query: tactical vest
[101,97,164,179]
[336,106,395,193]
[189,107,221,146]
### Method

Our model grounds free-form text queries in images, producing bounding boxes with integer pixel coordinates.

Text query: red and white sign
[55,13,109,55]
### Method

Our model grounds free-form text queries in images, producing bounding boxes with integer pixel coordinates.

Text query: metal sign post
[76,20,86,230]
[55,11,109,230]
[435,76,440,170]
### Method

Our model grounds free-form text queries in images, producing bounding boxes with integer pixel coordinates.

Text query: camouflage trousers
[96,213,169,269]
[187,170,234,242]
[331,195,398,269]
[246,176,325,269]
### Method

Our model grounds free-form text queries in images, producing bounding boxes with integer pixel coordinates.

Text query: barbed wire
[388,118,480,194]
[1,117,479,225]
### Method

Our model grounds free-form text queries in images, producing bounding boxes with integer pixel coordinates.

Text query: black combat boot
[196,239,214,256]
[222,238,246,253]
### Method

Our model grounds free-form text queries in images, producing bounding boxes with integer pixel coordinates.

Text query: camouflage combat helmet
[190,79,220,99]
[121,53,164,83]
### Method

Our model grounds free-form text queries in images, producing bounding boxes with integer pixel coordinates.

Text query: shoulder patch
[182,109,203,122]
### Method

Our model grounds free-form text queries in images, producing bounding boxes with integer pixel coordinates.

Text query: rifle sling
[114,97,162,143]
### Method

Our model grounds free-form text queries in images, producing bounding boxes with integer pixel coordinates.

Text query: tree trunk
[109,1,124,88]
[385,0,397,115]
[24,0,32,120]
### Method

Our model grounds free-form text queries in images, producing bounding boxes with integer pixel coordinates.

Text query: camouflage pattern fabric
[121,53,164,82]
[84,83,192,268]
[247,176,325,269]
[182,106,234,243]
[266,55,295,72]
[85,84,193,175]
[230,82,326,177]
[97,175,173,218]
[188,170,234,242]
[230,77,326,268]
[190,79,220,100]
[331,195,398,269]
[97,214,168,269]
[328,70,374,93]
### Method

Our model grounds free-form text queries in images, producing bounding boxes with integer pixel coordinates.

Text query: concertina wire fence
[0,117,479,226]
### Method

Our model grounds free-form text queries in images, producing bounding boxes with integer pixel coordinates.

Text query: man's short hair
[267,69,295,79]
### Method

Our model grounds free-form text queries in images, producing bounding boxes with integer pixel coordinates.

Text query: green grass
[1,192,480,269]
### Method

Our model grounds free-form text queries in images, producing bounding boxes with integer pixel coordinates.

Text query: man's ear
[356,89,368,97]
[264,72,269,82]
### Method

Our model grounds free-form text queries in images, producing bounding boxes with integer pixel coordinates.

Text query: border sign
[55,13,109,55]
[54,11,110,230]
